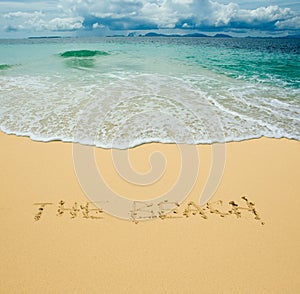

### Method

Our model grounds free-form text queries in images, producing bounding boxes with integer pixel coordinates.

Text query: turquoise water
[0,37,299,148]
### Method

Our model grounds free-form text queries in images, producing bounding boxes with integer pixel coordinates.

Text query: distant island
[125,32,300,38]
[28,36,62,39]
[127,32,232,38]
[27,33,300,39]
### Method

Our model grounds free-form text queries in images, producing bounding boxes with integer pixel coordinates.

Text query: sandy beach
[0,130,300,293]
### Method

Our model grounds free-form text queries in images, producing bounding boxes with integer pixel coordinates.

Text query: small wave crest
[59,50,109,58]
[59,50,110,69]
[0,64,12,70]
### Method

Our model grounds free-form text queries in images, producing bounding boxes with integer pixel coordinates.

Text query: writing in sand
[34,196,264,225]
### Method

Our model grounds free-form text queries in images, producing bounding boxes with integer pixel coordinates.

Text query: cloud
[59,0,299,31]
[0,0,299,36]
[3,10,83,32]
[276,16,300,29]
[3,11,44,19]
[92,22,106,29]
[231,5,293,27]
[46,17,83,31]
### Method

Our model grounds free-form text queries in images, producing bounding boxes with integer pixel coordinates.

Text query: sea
[0,37,299,149]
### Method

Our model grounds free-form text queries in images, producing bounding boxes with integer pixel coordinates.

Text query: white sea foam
[0,71,299,149]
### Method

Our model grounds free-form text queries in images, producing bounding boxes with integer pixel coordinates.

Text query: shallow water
[0,37,299,148]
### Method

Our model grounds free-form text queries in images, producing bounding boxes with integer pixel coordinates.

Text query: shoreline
[1,130,300,292]
[1,127,299,150]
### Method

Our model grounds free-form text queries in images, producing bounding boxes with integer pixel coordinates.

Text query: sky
[0,0,300,38]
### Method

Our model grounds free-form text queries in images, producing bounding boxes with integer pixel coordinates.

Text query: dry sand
[0,131,300,293]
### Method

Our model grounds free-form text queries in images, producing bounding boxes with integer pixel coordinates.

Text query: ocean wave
[0,64,12,70]
[59,50,109,58]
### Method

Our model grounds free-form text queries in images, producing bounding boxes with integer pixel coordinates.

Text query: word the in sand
[34,196,264,225]
[34,201,104,221]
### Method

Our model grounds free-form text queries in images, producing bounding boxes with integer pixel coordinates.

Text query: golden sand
[0,131,299,293]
